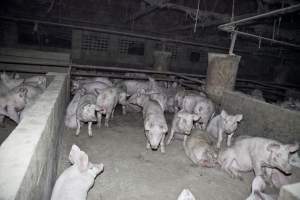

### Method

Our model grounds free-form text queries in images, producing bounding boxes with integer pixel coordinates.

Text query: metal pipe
[219,4,300,28]
[0,16,229,51]
[229,32,238,55]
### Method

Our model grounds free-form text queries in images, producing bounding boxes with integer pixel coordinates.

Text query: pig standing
[0,87,28,124]
[218,136,299,179]
[76,94,97,136]
[183,129,218,168]
[65,89,85,129]
[182,94,215,130]
[206,110,243,148]
[246,176,275,200]
[128,92,168,153]
[166,110,199,145]
[95,86,127,128]
[51,144,104,200]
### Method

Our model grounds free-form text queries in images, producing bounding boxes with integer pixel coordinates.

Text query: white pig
[182,94,215,130]
[206,110,243,148]
[0,87,28,124]
[177,189,196,200]
[149,92,168,112]
[166,110,199,145]
[50,144,104,200]
[0,72,24,91]
[65,89,85,129]
[183,130,218,168]
[218,136,299,179]
[246,176,275,200]
[76,94,97,136]
[95,86,127,128]
[128,91,168,153]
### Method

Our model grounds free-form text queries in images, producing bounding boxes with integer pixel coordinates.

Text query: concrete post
[206,52,241,103]
[153,51,172,71]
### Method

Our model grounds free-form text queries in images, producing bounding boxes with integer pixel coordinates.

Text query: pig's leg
[160,134,166,153]
[166,129,175,145]
[111,108,115,119]
[75,119,81,136]
[7,106,19,124]
[227,132,234,146]
[97,112,102,128]
[88,121,93,137]
[146,141,151,149]
[216,130,223,149]
[122,105,126,115]
[105,112,110,127]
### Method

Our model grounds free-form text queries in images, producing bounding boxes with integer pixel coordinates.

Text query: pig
[76,94,98,136]
[0,72,24,90]
[263,167,290,189]
[65,89,85,129]
[289,152,300,168]
[183,130,218,168]
[149,92,168,112]
[166,110,200,145]
[206,110,243,149]
[128,91,168,153]
[72,81,110,95]
[177,189,196,200]
[95,86,127,128]
[72,77,113,89]
[174,90,205,112]
[182,94,215,130]
[246,176,275,200]
[24,75,47,90]
[50,144,104,200]
[0,87,28,124]
[118,80,150,96]
[218,136,299,179]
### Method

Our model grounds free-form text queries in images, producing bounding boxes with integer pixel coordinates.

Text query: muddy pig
[166,110,199,145]
[95,86,127,128]
[51,144,104,200]
[128,91,168,153]
[218,136,299,179]
[76,94,98,136]
[206,110,243,149]
[183,129,218,168]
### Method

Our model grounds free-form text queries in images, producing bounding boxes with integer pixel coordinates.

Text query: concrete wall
[221,90,300,143]
[0,73,68,200]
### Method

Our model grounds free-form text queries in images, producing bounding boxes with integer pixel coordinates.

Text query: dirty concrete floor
[57,108,299,200]
[0,119,17,145]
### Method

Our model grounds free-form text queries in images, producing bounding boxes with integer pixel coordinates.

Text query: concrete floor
[57,107,300,200]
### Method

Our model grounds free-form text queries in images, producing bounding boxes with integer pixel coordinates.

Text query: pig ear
[220,110,228,119]
[78,151,89,172]
[267,143,281,152]
[192,114,200,121]
[235,114,243,122]
[69,144,81,164]
[286,143,299,153]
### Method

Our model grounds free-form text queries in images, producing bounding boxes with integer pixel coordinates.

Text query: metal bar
[229,32,238,55]
[124,5,159,23]
[219,4,300,28]
[0,16,229,51]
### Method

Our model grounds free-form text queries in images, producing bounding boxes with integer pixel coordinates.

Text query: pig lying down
[218,136,299,179]
[183,129,218,168]
[51,144,104,200]
[128,91,168,153]
[207,110,243,148]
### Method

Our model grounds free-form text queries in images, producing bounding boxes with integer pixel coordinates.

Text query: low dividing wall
[221,90,300,143]
[0,72,68,200]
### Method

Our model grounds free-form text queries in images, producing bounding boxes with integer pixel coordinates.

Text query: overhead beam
[124,5,159,23]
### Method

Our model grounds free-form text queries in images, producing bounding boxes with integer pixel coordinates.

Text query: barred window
[119,39,144,56]
[81,33,109,52]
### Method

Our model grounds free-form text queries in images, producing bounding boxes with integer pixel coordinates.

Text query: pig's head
[145,121,168,150]
[69,144,104,178]
[95,89,113,113]
[267,142,299,174]
[127,90,148,106]
[220,110,243,134]
[118,89,127,106]
[1,72,24,89]
[177,110,200,134]
[13,87,28,110]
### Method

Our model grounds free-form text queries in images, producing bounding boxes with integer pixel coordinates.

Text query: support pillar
[206,52,241,103]
[153,50,172,71]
